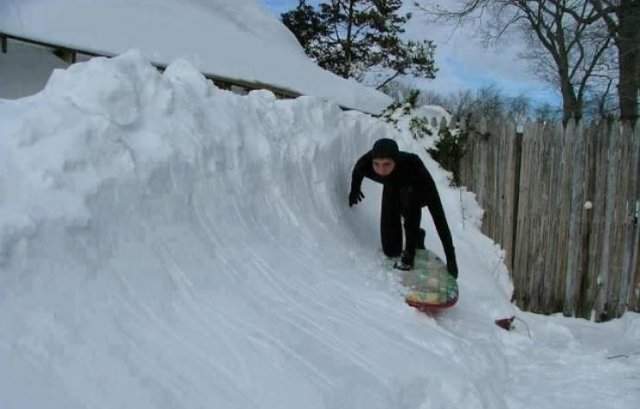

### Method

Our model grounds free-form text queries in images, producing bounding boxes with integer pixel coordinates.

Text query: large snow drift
[0,0,391,113]
[0,52,638,409]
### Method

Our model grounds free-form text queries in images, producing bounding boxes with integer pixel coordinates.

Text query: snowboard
[400,249,458,311]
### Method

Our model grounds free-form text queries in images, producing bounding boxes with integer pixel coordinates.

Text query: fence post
[576,125,596,318]
[564,120,586,316]
[621,123,640,313]
[510,124,524,271]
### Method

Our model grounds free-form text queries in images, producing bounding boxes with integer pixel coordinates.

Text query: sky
[261,0,561,106]
[1,49,638,409]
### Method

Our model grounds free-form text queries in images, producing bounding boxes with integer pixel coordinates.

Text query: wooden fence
[458,119,640,321]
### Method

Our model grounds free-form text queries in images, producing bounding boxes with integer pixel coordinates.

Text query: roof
[0,0,392,114]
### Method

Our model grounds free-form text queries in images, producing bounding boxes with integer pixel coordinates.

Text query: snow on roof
[0,0,392,114]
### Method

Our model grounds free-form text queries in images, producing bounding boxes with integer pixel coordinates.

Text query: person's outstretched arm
[416,158,459,277]
[349,152,372,207]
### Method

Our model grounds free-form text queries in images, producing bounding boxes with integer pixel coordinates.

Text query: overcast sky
[261,0,560,106]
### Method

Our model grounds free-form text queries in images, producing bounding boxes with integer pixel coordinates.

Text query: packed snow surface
[0,0,391,113]
[0,52,638,409]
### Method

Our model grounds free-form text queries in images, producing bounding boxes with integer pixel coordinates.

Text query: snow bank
[1,51,638,409]
[0,0,391,113]
[0,50,509,409]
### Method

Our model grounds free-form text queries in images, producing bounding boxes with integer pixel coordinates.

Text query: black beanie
[371,138,399,160]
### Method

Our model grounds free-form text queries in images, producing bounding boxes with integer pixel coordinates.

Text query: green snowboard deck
[400,249,458,310]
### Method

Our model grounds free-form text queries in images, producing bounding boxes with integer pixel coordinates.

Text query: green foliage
[281,1,437,87]
[378,87,466,185]
[427,128,467,186]
[281,1,328,62]
[409,116,433,139]
[405,89,420,108]
[380,88,420,126]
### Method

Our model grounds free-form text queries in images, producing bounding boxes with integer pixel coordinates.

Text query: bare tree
[415,0,612,123]
[474,84,506,118]
[584,76,617,120]
[554,0,639,122]
[507,93,532,120]
[442,85,511,120]
[416,89,450,107]
[535,102,563,122]
[446,89,476,118]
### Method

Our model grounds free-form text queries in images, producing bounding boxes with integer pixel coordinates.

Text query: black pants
[380,185,424,261]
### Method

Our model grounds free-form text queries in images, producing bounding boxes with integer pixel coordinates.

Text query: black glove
[349,189,365,207]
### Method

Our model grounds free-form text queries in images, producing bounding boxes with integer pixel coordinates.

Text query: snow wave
[0,52,511,409]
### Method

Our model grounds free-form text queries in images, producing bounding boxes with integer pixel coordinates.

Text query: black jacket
[351,151,457,272]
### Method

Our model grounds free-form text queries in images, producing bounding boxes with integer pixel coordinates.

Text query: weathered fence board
[458,119,639,320]
[629,131,640,311]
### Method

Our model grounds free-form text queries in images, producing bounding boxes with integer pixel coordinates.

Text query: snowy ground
[0,52,638,409]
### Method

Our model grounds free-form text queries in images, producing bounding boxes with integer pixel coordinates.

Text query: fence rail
[458,119,640,320]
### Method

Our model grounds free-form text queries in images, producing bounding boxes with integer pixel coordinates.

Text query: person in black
[349,138,458,277]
